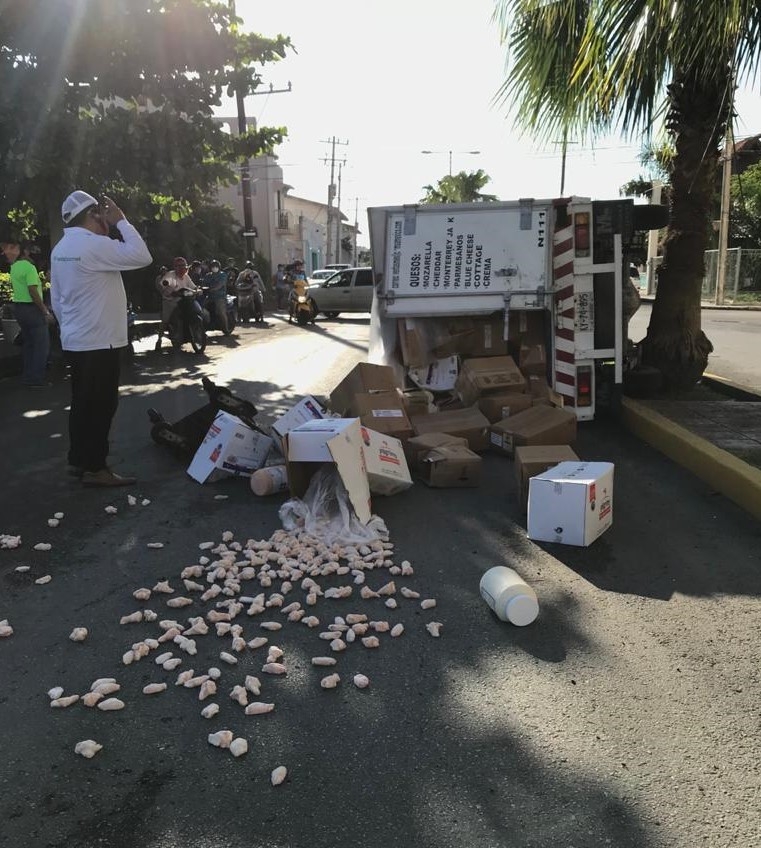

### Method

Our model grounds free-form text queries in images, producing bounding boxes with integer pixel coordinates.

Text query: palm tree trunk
[641,69,729,390]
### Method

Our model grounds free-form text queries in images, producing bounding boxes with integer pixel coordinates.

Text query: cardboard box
[407,356,459,393]
[514,445,580,511]
[401,389,434,419]
[404,432,469,468]
[411,406,491,452]
[360,427,413,496]
[508,310,545,344]
[270,396,326,454]
[188,411,273,483]
[527,461,614,546]
[527,375,565,408]
[285,418,371,524]
[465,316,509,357]
[455,356,525,406]
[352,391,413,441]
[419,444,482,488]
[519,342,547,377]
[489,405,577,457]
[330,363,398,416]
[478,392,533,423]
[398,318,434,368]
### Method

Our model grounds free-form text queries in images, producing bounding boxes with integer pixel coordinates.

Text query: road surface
[630,303,761,392]
[1,311,759,848]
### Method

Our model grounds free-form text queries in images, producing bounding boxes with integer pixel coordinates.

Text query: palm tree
[421,169,498,204]
[494,0,761,389]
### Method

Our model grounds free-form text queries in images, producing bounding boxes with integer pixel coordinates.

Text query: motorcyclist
[288,261,314,324]
[155,257,197,350]
[202,259,229,332]
[235,261,266,321]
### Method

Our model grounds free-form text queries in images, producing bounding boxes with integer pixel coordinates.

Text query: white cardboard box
[360,426,413,496]
[286,418,372,524]
[271,396,326,454]
[527,461,614,547]
[187,412,273,483]
[407,356,459,392]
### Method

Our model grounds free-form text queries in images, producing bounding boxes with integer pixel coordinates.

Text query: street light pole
[422,149,480,176]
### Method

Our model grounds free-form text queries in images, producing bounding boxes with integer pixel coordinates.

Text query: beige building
[214,117,357,274]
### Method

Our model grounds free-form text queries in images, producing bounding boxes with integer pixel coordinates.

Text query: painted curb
[621,396,761,522]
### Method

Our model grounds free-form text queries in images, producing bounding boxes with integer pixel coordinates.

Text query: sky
[227,0,761,246]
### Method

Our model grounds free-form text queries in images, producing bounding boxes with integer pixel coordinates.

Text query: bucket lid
[505,594,539,626]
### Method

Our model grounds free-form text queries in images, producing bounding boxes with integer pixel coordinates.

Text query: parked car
[307,269,336,285]
[308,267,374,318]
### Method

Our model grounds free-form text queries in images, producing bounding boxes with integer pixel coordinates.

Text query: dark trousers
[13,302,50,384]
[65,348,121,472]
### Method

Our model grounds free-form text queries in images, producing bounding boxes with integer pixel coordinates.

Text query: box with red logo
[527,461,614,547]
[360,427,413,496]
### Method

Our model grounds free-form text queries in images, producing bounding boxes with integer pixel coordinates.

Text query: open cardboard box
[188,411,273,483]
[285,418,372,524]
[270,396,326,455]
[360,426,413,496]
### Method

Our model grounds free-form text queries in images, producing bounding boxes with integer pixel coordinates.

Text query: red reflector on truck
[574,212,590,257]
[577,366,592,407]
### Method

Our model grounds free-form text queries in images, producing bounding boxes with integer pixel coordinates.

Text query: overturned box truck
[367,197,667,420]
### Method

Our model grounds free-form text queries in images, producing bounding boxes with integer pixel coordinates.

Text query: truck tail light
[574,212,590,257]
[577,366,592,407]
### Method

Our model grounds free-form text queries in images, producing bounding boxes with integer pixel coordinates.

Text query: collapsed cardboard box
[489,405,577,457]
[411,406,491,452]
[455,356,525,406]
[360,427,413,496]
[419,444,482,488]
[433,316,509,359]
[401,388,435,418]
[187,411,273,483]
[527,461,614,547]
[285,418,371,524]
[352,391,413,441]
[330,363,398,417]
[270,396,326,454]
[407,356,459,393]
[514,445,580,511]
[404,432,469,468]
[478,392,533,423]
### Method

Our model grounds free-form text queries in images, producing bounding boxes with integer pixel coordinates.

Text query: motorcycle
[235,280,265,324]
[288,288,316,326]
[198,289,238,336]
[165,288,206,354]
[148,376,263,458]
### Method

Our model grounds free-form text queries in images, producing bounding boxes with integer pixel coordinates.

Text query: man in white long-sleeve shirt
[51,191,152,487]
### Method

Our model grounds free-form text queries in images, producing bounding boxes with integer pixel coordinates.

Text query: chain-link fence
[646,248,761,304]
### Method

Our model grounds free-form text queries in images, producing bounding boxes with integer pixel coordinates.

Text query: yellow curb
[621,397,761,522]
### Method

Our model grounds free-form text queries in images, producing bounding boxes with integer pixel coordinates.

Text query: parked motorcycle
[165,288,206,354]
[198,289,238,336]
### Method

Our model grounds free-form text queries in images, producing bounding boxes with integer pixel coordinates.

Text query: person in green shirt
[1,236,53,386]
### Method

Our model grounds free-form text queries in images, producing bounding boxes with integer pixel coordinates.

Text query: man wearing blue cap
[50,192,152,486]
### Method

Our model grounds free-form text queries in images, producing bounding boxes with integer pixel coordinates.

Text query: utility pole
[335,162,343,265]
[229,0,291,261]
[556,129,578,195]
[320,137,348,265]
[716,122,733,305]
[353,197,359,266]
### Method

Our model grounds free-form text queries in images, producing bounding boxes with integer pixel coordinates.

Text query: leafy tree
[421,170,498,204]
[495,0,761,389]
[731,162,761,248]
[0,0,291,246]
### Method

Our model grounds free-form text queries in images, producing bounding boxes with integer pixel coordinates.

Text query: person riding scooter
[288,261,316,325]
[201,259,229,333]
[155,257,198,350]
[235,261,265,323]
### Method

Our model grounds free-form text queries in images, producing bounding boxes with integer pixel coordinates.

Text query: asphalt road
[630,303,761,392]
[1,310,759,848]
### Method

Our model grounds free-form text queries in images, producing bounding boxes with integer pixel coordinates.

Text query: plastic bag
[279,466,387,547]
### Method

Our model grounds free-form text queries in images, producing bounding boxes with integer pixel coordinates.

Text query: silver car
[309,267,374,318]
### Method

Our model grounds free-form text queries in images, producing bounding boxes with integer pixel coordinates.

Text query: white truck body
[368,198,633,421]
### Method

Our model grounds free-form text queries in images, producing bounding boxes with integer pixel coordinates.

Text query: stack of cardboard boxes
[186,309,613,546]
